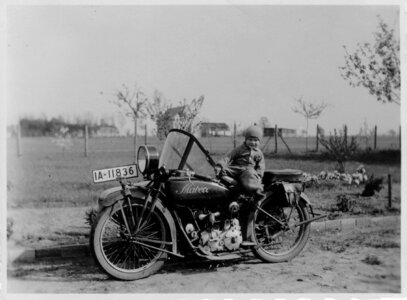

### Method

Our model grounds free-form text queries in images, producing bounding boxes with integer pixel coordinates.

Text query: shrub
[84,207,98,226]
[362,254,381,265]
[361,175,384,197]
[319,126,359,173]
[336,194,355,212]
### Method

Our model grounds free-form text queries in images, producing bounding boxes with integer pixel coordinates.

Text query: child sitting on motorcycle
[217,125,265,199]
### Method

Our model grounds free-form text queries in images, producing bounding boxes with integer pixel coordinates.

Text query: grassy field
[6,135,401,249]
[6,136,401,213]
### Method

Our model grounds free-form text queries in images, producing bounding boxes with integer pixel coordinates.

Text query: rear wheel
[90,198,168,280]
[248,197,310,262]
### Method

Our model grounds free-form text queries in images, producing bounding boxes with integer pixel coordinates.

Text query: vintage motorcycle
[90,129,325,280]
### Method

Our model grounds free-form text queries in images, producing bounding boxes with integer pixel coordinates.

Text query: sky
[4,3,403,135]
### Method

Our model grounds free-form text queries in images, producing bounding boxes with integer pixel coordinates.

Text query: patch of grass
[362,255,382,265]
[315,226,400,254]
[6,136,401,209]
[320,242,346,253]
[353,150,400,165]
[264,149,400,165]
[307,182,401,218]
[7,147,129,208]
[8,207,91,247]
[365,240,400,248]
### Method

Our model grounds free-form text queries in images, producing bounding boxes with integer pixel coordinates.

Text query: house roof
[264,127,295,131]
[97,125,119,131]
[165,106,185,117]
[201,122,230,130]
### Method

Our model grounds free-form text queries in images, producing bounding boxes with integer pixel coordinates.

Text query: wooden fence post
[374,125,377,150]
[233,121,236,148]
[145,124,147,145]
[134,118,138,161]
[316,124,319,152]
[274,124,278,153]
[344,124,348,147]
[388,174,392,208]
[84,125,88,157]
[278,132,292,154]
[16,121,22,157]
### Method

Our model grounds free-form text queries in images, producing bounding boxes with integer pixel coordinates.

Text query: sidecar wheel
[248,198,310,263]
[90,198,168,280]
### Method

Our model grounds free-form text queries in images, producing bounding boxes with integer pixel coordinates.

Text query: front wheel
[248,197,310,263]
[90,198,168,280]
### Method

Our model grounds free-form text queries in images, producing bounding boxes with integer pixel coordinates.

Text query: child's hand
[214,165,223,176]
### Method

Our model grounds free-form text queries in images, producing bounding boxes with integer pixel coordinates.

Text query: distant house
[165,106,186,128]
[200,122,231,137]
[155,106,190,139]
[161,107,231,138]
[94,125,119,137]
[263,127,296,137]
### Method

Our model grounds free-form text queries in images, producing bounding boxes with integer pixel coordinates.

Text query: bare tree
[148,93,205,140]
[339,17,400,105]
[387,129,397,137]
[111,83,149,158]
[176,96,205,133]
[292,96,328,151]
[258,116,271,128]
[147,90,172,140]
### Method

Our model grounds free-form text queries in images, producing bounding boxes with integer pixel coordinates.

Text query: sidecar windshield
[159,130,216,177]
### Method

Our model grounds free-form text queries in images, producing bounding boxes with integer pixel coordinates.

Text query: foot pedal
[241,241,256,247]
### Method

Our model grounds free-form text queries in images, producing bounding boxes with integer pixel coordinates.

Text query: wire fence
[9,124,401,158]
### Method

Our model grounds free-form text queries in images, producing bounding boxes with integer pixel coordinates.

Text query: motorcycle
[90,129,326,280]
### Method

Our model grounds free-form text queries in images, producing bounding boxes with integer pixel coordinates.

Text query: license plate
[92,164,138,183]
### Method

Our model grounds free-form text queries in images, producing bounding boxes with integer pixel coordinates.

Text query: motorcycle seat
[262,169,303,185]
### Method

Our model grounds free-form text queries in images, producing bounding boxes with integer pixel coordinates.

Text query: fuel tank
[165,177,231,207]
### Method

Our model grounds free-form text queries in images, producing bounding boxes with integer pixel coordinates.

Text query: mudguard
[97,181,178,254]
[268,182,311,207]
[300,192,312,206]
[244,189,313,242]
[98,182,148,208]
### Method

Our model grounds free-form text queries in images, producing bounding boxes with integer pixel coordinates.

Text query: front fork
[115,178,184,258]
[117,177,161,235]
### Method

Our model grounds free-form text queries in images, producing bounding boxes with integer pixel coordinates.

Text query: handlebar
[169,169,214,182]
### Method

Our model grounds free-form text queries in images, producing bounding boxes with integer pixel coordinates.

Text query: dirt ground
[6,214,401,294]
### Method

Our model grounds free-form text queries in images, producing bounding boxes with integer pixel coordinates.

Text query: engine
[184,201,244,254]
[200,218,243,252]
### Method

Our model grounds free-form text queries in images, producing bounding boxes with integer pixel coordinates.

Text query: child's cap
[245,125,263,140]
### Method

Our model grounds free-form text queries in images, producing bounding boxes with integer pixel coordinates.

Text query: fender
[244,190,312,241]
[98,180,151,208]
[300,192,312,207]
[97,181,178,254]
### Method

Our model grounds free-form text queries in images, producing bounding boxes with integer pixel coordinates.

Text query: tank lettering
[177,183,209,194]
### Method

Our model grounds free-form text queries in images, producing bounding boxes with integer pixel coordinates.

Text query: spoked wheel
[249,197,310,262]
[90,198,168,280]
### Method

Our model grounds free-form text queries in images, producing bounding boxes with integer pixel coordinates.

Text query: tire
[90,198,168,280]
[248,197,310,263]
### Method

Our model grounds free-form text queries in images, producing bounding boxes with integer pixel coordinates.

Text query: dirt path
[7,222,401,294]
